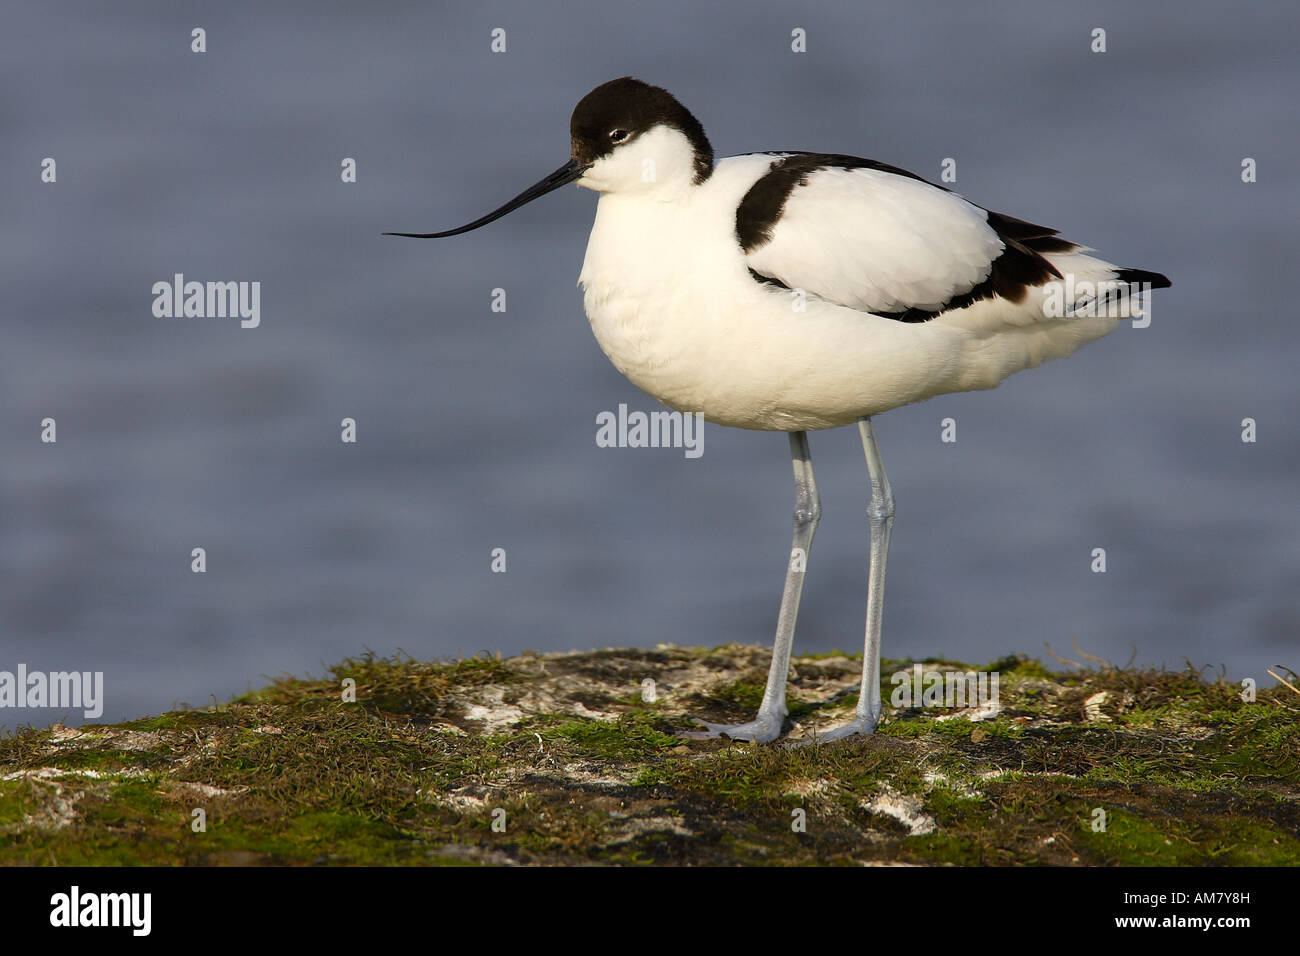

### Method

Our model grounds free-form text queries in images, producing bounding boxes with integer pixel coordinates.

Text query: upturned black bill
[384,158,590,239]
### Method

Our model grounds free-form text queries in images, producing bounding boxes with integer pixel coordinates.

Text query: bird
[386,76,1171,745]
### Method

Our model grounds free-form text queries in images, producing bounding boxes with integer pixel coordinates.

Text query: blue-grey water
[2,0,1297,730]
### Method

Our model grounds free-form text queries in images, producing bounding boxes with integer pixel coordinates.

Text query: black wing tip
[1114,268,1172,290]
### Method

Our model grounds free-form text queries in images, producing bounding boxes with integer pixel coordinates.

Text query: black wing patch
[736,153,1172,322]
[736,152,932,254]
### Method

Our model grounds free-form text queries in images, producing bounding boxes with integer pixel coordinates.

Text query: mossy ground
[1,645,1296,866]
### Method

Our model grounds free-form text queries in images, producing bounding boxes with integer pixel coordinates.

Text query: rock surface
[1,644,1296,865]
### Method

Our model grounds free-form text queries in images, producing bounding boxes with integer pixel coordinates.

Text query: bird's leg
[793,417,893,745]
[682,431,820,743]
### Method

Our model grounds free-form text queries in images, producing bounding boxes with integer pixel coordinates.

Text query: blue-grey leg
[682,431,820,743]
[794,416,893,744]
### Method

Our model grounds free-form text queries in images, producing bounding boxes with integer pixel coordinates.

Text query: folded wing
[737,153,1073,321]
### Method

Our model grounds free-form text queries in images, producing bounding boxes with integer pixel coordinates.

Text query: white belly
[581,278,966,430]
[577,193,1121,432]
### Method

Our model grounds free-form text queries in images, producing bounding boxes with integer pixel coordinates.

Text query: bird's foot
[786,713,878,747]
[679,711,785,744]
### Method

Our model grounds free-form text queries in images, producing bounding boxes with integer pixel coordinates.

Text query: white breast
[576,157,1126,431]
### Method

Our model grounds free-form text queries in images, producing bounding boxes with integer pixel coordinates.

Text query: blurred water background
[2,0,1296,728]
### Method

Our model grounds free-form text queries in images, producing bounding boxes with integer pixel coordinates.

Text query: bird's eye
[608,129,631,144]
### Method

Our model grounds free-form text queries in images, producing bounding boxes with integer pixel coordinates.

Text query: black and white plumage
[738,151,1167,324]
[388,77,1172,744]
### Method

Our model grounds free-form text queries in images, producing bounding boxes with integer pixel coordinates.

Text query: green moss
[42,748,173,773]
[703,679,766,712]
[0,782,35,827]
[1077,809,1300,866]
[113,711,220,733]
[539,712,680,760]
[799,649,862,660]
[983,654,1056,680]
[1,648,1296,866]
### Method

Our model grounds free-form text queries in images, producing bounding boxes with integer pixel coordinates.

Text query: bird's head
[385,77,712,240]
[568,77,713,195]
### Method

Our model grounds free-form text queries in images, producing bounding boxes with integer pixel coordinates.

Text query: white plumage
[387,77,1170,744]
[577,146,1147,430]
[744,159,1002,314]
